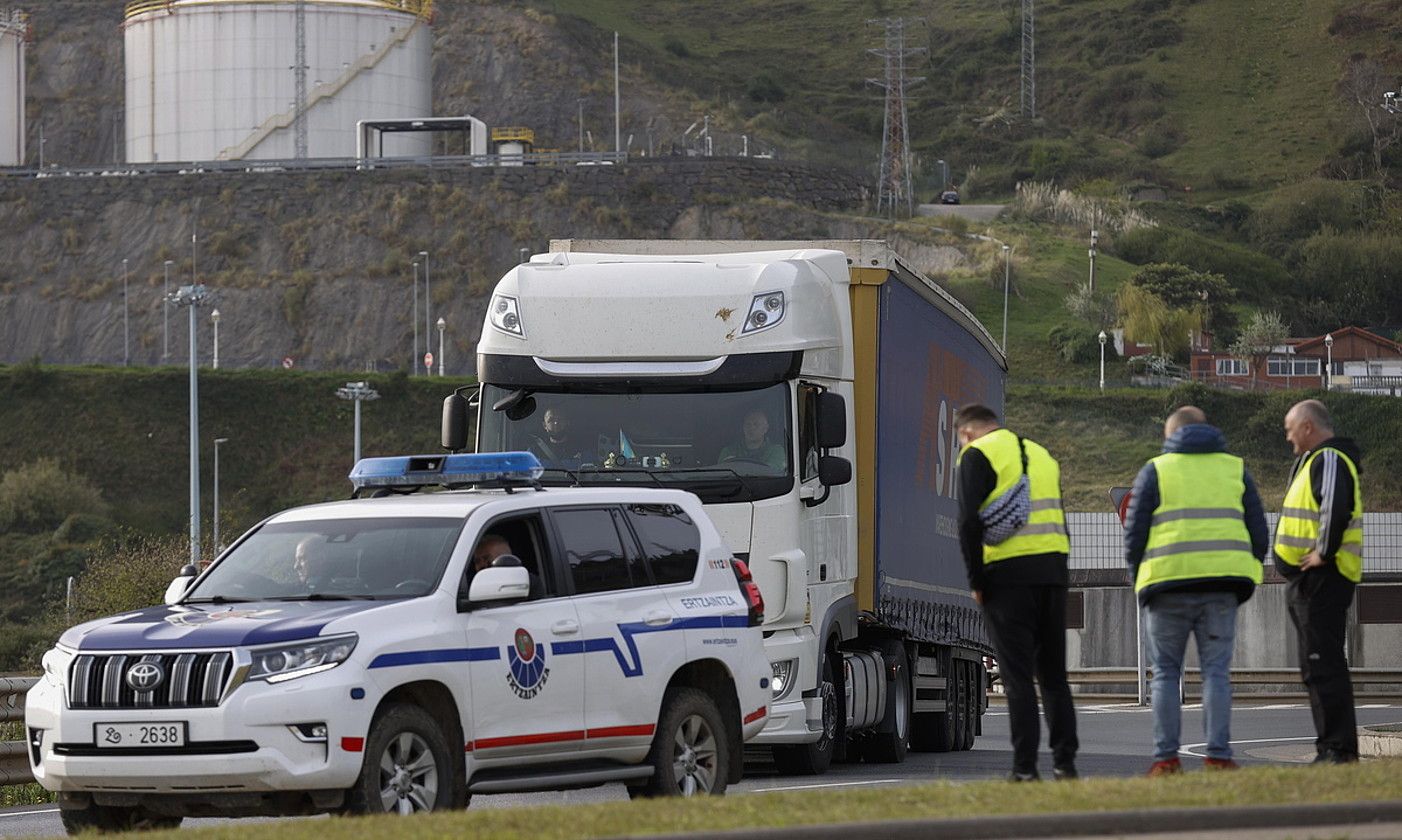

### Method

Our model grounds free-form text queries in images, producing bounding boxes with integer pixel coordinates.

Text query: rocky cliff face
[0,159,874,371]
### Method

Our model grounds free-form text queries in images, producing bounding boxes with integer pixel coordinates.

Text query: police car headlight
[771,658,798,701]
[41,647,74,688]
[248,634,358,684]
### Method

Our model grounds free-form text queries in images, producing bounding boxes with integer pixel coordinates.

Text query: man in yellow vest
[1276,399,1363,764]
[955,404,1077,782]
[1124,406,1267,775]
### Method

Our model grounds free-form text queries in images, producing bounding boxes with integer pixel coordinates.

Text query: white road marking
[0,809,59,818]
[751,779,904,793]
[1179,736,1317,759]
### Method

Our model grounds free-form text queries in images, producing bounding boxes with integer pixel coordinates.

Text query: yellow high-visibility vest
[960,429,1069,563]
[1136,452,1262,593]
[1274,447,1363,583]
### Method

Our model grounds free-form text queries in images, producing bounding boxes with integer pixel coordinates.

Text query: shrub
[747,74,787,103]
[663,37,690,58]
[1048,323,1115,364]
[67,533,189,625]
[1111,226,1290,303]
[1137,122,1184,159]
[1247,179,1371,248]
[0,459,109,534]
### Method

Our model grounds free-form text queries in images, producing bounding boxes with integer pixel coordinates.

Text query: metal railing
[1061,667,1402,701]
[0,677,36,786]
[125,0,434,21]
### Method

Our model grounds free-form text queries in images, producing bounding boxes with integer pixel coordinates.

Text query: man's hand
[972,589,984,606]
[1299,551,1325,571]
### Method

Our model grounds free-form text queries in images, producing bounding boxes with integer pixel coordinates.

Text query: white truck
[451,240,1007,773]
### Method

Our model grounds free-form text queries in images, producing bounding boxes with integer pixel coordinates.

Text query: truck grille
[68,652,234,710]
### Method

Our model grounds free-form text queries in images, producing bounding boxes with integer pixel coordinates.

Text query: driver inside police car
[469,533,543,598]
[718,408,786,470]
[293,535,330,588]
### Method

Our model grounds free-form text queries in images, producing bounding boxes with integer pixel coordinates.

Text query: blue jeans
[1145,591,1239,761]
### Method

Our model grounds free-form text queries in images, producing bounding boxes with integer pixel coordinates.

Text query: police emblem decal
[505,627,549,699]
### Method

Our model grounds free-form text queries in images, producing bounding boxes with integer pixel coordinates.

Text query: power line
[867,17,925,217]
[1021,0,1036,119]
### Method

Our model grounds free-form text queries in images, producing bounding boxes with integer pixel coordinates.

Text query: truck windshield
[185,517,465,602]
[477,383,794,503]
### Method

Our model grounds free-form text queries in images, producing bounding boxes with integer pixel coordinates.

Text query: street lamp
[1088,229,1099,294]
[1098,330,1108,393]
[168,284,210,566]
[163,260,173,361]
[1001,244,1012,354]
[212,437,229,553]
[437,316,446,377]
[1325,332,1334,391]
[937,158,948,189]
[122,258,130,367]
[419,250,431,373]
[337,381,381,465]
[210,308,221,370]
[411,260,421,375]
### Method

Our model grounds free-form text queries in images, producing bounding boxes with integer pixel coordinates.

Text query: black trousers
[1287,571,1358,757]
[982,584,1079,774]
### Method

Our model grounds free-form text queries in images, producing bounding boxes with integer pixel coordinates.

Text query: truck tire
[345,703,457,815]
[772,655,836,775]
[959,660,978,750]
[863,643,910,764]
[628,687,729,798]
[913,656,960,753]
[60,803,182,834]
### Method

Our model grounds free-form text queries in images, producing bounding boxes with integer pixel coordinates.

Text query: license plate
[94,722,187,748]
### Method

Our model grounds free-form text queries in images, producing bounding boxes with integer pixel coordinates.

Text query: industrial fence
[0,678,35,786]
[1067,513,1402,578]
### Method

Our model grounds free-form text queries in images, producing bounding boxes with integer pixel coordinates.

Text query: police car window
[552,508,643,595]
[625,504,700,586]
[186,517,464,602]
[466,513,555,600]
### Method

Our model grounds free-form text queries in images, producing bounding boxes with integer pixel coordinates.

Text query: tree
[1128,263,1236,334]
[1228,310,1288,389]
[1116,283,1203,360]
[1338,56,1402,185]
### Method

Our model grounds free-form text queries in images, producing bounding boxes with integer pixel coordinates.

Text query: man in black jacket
[1275,399,1364,763]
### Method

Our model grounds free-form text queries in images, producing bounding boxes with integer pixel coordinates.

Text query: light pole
[37,123,44,169]
[419,250,431,371]
[336,381,381,465]
[122,258,129,366]
[437,317,446,377]
[163,260,173,361]
[937,158,948,189]
[1088,229,1098,293]
[210,308,221,370]
[1325,332,1334,391]
[1098,330,1108,393]
[1001,244,1012,354]
[411,260,420,375]
[212,437,229,553]
[169,284,210,566]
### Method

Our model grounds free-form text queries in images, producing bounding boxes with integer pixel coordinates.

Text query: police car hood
[59,601,389,651]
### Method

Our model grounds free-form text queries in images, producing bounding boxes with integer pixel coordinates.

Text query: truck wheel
[863,643,910,764]
[345,703,456,815]
[915,657,960,753]
[60,803,181,834]
[629,687,729,798]
[959,660,978,750]
[772,655,837,775]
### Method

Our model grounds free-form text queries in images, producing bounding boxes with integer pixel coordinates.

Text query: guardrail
[0,677,36,786]
[1059,667,1402,701]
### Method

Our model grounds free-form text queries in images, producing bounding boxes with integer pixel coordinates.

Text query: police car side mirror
[466,566,531,606]
[163,565,198,606]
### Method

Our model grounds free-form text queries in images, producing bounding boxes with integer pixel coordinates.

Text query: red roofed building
[1190,326,1402,391]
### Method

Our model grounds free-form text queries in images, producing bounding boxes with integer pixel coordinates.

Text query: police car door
[462,511,585,759]
[548,506,680,757]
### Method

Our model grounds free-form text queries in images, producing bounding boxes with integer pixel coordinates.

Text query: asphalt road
[3,700,1399,837]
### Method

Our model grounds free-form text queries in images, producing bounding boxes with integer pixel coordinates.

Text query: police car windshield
[187,517,465,602]
[477,383,794,504]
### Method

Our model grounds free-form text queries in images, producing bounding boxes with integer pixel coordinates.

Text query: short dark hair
[953,403,1000,430]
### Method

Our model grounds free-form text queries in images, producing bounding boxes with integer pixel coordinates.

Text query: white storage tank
[124,0,433,163]
[0,10,25,167]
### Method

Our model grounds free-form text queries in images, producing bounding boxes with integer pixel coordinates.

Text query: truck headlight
[41,647,74,688]
[488,294,525,338]
[742,291,785,334]
[248,634,358,684]
[771,658,798,701]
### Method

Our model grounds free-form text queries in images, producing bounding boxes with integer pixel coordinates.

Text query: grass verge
[142,761,1401,840]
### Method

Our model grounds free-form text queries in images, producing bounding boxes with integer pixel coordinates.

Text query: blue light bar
[349,451,544,490]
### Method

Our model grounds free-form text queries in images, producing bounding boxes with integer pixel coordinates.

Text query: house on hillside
[1190,326,1402,392]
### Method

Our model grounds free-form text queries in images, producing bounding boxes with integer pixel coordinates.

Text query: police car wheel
[346,704,455,815]
[59,802,182,834]
[629,687,729,798]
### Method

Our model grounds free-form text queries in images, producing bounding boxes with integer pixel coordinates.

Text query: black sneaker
[1312,750,1359,765]
[1006,770,1040,782]
[1053,765,1079,780]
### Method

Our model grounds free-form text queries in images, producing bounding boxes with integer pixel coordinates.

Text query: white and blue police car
[26,452,769,832]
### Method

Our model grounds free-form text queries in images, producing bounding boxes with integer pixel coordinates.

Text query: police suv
[26,453,769,832]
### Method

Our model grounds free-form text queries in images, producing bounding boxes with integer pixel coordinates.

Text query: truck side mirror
[442,390,474,451]
[818,455,852,487]
[817,392,847,449]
